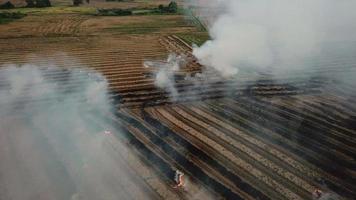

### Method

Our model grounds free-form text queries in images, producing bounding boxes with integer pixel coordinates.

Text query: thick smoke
[148,1,356,99]
[190,0,356,77]
[0,61,151,200]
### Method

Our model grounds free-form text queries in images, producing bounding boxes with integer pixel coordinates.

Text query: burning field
[0,0,356,200]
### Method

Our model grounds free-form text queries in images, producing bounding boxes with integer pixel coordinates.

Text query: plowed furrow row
[117,80,322,107]
[208,99,356,174]
[143,107,268,199]
[198,100,356,198]
[291,96,356,135]
[228,97,356,157]
[114,110,244,199]
[293,95,356,129]
[156,107,298,200]
[183,105,321,180]
[170,105,313,199]
[269,96,356,146]
[0,49,165,59]
[127,110,252,199]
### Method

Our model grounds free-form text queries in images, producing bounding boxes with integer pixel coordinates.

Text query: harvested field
[0,1,355,199]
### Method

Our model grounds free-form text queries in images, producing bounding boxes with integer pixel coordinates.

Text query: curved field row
[134,93,355,199]
[30,14,89,36]
[170,105,312,199]
[196,99,356,198]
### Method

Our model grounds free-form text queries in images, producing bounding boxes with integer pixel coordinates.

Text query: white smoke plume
[189,0,356,77]
[144,53,187,101]
[0,60,153,200]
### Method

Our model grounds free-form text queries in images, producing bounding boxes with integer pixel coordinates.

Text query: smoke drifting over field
[144,54,187,101]
[0,63,110,115]
[0,61,150,200]
[189,0,356,77]
[147,1,356,101]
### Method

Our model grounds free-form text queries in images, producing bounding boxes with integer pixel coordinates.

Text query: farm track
[1,25,355,200]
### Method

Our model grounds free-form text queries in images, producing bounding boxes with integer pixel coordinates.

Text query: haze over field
[0,60,154,200]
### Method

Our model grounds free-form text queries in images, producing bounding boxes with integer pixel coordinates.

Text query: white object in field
[312,188,341,200]
[313,189,323,199]
[174,170,185,187]
[104,130,111,135]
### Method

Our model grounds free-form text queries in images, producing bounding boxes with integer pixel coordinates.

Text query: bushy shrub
[0,12,26,24]
[35,0,51,7]
[157,1,178,13]
[0,12,26,18]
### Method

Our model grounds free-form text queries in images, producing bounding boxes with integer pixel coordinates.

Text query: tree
[73,0,83,6]
[35,0,51,7]
[25,0,35,7]
[167,1,178,13]
[157,1,178,13]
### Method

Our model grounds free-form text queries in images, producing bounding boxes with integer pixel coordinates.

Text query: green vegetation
[176,32,210,46]
[157,1,178,13]
[1,6,96,15]
[0,11,26,24]
[26,0,51,8]
[73,0,83,6]
[0,1,14,9]
[96,1,178,17]
[99,1,180,16]
[184,8,206,31]
[96,8,132,16]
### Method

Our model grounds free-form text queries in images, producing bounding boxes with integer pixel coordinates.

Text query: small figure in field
[312,188,340,200]
[312,188,323,199]
[173,170,185,188]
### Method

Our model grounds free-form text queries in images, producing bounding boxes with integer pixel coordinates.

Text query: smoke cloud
[147,1,356,100]
[190,0,356,77]
[0,60,152,200]
[144,53,187,101]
